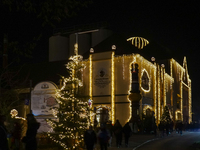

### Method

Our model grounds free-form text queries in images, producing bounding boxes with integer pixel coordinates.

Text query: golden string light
[111,52,115,124]
[127,37,149,49]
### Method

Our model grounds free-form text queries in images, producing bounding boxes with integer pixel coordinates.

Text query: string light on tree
[47,42,89,150]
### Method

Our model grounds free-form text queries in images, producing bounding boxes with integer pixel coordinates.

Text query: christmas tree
[160,106,172,125]
[47,51,90,150]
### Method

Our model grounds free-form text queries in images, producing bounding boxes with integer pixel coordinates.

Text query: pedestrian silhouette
[122,122,132,147]
[0,115,9,150]
[22,114,40,150]
[11,120,22,150]
[97,123,110,150]
[84,125,97,150]
[106,121,113,147]
[113,119,123,148]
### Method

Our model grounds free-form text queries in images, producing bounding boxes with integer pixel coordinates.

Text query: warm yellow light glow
[143,105,153,115]
[10,109,26,120]
[127,37,149,49]
[111,52,115,124]
[127,54,136,122]
[175,110,181,120]
[153,63,157,122]
[158,65,160,123]
[89,55,92,99]
[85,52,192,126]
[140,69,151,93]
[163,68,166,106]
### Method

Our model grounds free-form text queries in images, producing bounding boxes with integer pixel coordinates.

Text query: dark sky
[1,1,200,119]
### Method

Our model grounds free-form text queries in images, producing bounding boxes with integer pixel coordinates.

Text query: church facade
[81,38,192,126]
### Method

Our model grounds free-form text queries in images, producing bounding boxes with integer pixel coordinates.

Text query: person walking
[11,121,22,150]
[0,115,9,150]
[113,119,123,148]
[106,121,113,147]
[122,122,132,147]
[97,124,110,150]
[84,125,97,150]
[22,114,40,150]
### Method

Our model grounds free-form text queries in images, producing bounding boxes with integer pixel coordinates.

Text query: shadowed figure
[123,122,132,147]
[0,115,9,150]
[22,114,40,150]
[113,119,123,148]
[84,125,97,150]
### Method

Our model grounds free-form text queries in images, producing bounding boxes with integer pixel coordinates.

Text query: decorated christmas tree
[47,47,90,149]
[160,106,172,125]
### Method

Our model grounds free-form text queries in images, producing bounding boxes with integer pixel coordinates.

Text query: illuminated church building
[68,33,192,126]
[46,27,192,127]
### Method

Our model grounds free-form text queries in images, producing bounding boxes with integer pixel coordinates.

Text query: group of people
[0,113,40,150]
[84,119,133,150]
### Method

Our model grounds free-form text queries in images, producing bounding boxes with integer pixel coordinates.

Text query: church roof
[83,33,174,62]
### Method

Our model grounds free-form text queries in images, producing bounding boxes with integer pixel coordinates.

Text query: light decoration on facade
[157,65,161,122]
[163,67,166,106]
[175,110,181,120]
[89,55,93,99]
[96,105,111,122]
[188,80,192,123]
[140,69,151,93]
[165,74,174,90]
[127,37,149,49]
[10,109,26,120]
[111,52,115,124]
[170,58,192,122]
[180,76,183,121]
[143,105,153,115]
[122,55,125,80]
[86,52,192,125]
[127,54,136,122]
[153,63,157,121]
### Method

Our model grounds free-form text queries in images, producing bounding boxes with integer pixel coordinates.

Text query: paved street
[37,131,200,150]
[94,131,200,150]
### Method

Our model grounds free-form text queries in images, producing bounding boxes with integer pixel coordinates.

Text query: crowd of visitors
[2,112,200,150]
[84,119,133,150]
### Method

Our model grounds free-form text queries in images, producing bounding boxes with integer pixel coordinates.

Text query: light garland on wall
[143,105,153,115]
[175,110,181,120]
[89,55,93,99]
[163,67,166,106]
[157,65,161,122]
[122,55,125,80]
[96,105,112,122]
[85,52,192,126]
[140,69,151,93]
[189,80,192,123]
[127,54,136,122]
[111,52,115,124]
[153,63,157,122]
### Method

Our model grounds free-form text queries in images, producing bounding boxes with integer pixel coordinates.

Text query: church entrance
[95,106,110,126]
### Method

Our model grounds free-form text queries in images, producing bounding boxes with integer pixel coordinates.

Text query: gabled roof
[83,32,174,62]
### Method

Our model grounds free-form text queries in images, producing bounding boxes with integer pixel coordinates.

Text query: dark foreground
[35,131,200,150]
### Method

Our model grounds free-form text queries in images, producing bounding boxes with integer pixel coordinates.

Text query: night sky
[1,1,200,120]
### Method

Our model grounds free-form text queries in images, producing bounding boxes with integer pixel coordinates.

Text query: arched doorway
[95,106,111,126]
